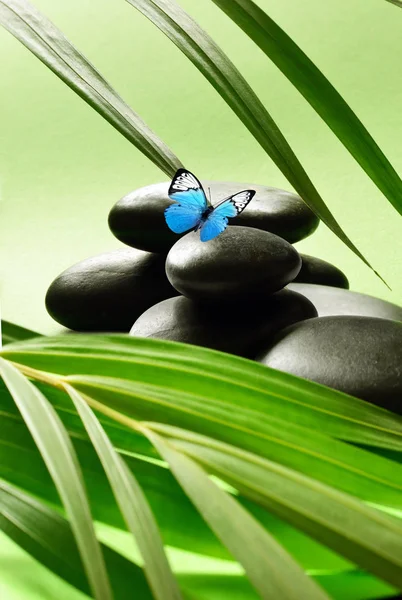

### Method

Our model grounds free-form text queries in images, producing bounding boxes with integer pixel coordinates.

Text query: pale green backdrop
[0,0,401,597]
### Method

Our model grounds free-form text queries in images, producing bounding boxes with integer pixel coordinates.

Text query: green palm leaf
[210,0,402,218]
[67,373,402,506]
[179,571,397,600]
[2,335,402,511]
[0,480,153,600]
[0,358,113,600]
[0,398,351,571]
[148,423,402,589]
[3,481,391,600]
[65,384,183,600]
[1,320,41,346]
[145,427,331,600]
[124,0,384,281]
[3,335,401,451]
[1,333,402,596]
[0,0,182,175]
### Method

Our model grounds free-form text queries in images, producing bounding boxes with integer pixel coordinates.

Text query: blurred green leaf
[0,479,153,600]
[65,385,183,600]
[1,320,41,346]
[0,0,182,175]
[179,571,397,600]
[2,334,402,594]
[3,335,402,451]
[0,387,351,571]
[146,428,331,600]
[156,424,402,589]
[0,358,113,600]
[210,0,402,219]
[3,481,389,600]
[385,0,402,7]
[125,0,384,281]
[2,335,402,508]
[70,373,402,506]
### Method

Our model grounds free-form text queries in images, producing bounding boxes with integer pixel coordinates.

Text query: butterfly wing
[164,203,204,234]
[199,212,228,242]
[199,189,255,242]
[212,190,256,217]
[165,168,208,234]
[168,168,209,209]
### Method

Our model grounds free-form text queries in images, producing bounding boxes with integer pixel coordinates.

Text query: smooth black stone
[257,316,402,412]
[287,283,402,321]
[294,255,349,289]
[165,227,302,302]
[130,290,318,358]
[45,248,177,332]
[108,180,319,253]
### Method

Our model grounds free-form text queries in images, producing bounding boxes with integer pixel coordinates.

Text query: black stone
[294,255,349,289]
[287,283,402,321]
[165,226,302,302]
[45,248,177,332]
[108,181,319,253]
[257,316,402,412]
[130,290,317,358]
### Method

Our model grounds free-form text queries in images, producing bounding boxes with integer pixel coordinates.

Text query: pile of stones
[46,179,402,412]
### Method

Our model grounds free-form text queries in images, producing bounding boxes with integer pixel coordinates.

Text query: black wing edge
[213,189,256,212]
[168,168,209,202]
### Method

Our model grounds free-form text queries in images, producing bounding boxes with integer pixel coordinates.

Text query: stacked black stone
[45,179,402,410]
[131,226,317,358]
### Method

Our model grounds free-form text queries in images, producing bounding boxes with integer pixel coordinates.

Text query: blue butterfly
[164,169,256,242]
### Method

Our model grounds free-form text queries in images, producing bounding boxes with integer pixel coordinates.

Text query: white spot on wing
[228,190,254,214]
[172,171,200,191]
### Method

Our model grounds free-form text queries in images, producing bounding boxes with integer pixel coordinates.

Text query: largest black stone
[257,316,402,412]
[45,248,177,332]
[108,181,319,253]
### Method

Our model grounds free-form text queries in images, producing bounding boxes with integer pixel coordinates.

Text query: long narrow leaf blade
[2,481,374,600]
[145,428,331,600]
[0,406,351,572]
[125,0,383,280]
[211,0,402,218]
[154,424,402,589]
[70,374,402,507]
[1,320,41,346]
[0,358,113,600]
[3,335,402,510]
[0,479,153,600]
[65,384,183,600]
[4,335,402,452]
[179,570,398,600]
[0,0,182,175]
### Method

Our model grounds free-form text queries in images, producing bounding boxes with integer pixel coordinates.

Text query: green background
[1,0,401,597]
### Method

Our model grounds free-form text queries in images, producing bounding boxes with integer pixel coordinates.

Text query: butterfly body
[165,169,255,242]
[194,206,213,230]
